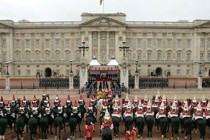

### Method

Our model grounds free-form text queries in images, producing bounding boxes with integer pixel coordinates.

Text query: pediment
[197,21,210,28]
[80,16,126,27]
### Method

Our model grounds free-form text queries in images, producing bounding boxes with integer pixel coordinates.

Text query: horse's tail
[197,119,206,139]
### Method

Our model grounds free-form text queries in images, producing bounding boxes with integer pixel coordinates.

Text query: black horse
[159,117,168,139]
[69,114,78,139]
[183,117,193,140]
[112,116,121,137]
[170,116,180,139]
[145,115,155,137]
[16,114,26,140]
[101,127,112,140]
[124,115,133,132]
[40,108,49,139]
[134,116,145,138]
[0,115,8,140]
[28,115,38,140]
[196,118,206,140]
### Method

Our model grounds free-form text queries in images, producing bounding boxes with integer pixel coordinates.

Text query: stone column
[98,32,100,60]
[69,72,74,89]
[106,31,109,60]
[134,72,139,89]
[197,76,202,89]
[5,74,10,90]
[120,59,129,91]
[79,61,88,91]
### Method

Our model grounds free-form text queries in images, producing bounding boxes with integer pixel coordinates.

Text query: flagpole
[103,0,104,13]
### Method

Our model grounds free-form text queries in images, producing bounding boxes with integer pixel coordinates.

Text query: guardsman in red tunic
[156,102,167,139]
[143,95,149,109]
[123,102,133,118]
[132,95,139,110]
[125,126,138,140]
[190,95,198,109]
[112,102,121,118]
[200,95,207,112]
[113,95,121,107]
[192,102,204,121]
[84,119,95,140]
[101,109,113,130]
[168,101,179,118]
[144,100,154,117]
[123,94,130,111]
[204,101,210,120]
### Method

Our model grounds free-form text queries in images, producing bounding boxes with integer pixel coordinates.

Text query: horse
[112,116,121,137]
[159,117,168,139]
[101,127,112,140]
[183,117,193,140]
[40,113,49,139]
[170,116,180,139]
[16,114,26,140]
[28,115,38,140]
[124,115,133,132]
[86,110,96,124]
[54,114,63,140]
[69,114,78,139]
[145,115,155,137]
[0,115,8,140]
[196,118,206,140]
[134,116,145,138]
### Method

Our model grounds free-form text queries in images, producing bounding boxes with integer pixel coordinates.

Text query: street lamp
[70,60,73,73]
[198,62,202,77]
[78,41,89,57]
[6,63,9,75]
[119,41,129,57]
[135,60,138,73]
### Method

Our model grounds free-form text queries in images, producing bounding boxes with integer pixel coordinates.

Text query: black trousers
[86,138,92,140]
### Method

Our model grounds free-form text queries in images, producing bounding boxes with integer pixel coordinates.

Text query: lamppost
[119,41,129,57]
[70,60,73,73]
[78,41,89,57]
[135,60,138,73]
[6,63,9,75]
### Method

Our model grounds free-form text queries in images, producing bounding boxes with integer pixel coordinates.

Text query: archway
[156,67,162,76]
[45,67,52,77]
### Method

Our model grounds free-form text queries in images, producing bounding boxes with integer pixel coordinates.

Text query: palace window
[16,52,21,61]
[137,52,141,61]
[157,52,161,60]
[186,52,191,61]
[25,39,30,48]
[35,39,40,47]
[65,51,70,60]
[177,52,181,60]
[200,52,204,60]
[147,38,152,47]
[55,51,60,60]
[45,52,50,60]
[16,39,20,47]
[147,52,152,60]
[26,70,30,76]
[176,39,182,48]
[25,51,31,62]
[167,52,171,60]
[2,39,6,48]
[167,39,172,47]
[65,38,70,47]
[157,39,162,47]
[186,69,190,75]
[35,51,40,60]
[200,38,205,47]
[55,38,60,46]
[187,39,191,48]
[176,69,181,75]
[45,39,50,47]
[137,38,142,48]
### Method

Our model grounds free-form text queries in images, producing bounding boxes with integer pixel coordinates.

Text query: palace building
[0,13,210,87]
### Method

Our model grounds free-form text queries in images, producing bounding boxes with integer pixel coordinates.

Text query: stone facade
[0,13,210,80]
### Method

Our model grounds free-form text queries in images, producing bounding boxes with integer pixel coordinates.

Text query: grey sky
[0,0,209,22]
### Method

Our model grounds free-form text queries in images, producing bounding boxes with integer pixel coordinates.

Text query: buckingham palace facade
[0,12,210,79]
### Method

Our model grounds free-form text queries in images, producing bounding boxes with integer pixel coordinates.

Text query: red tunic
[125,128,138,140]
[84,124,95,138]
